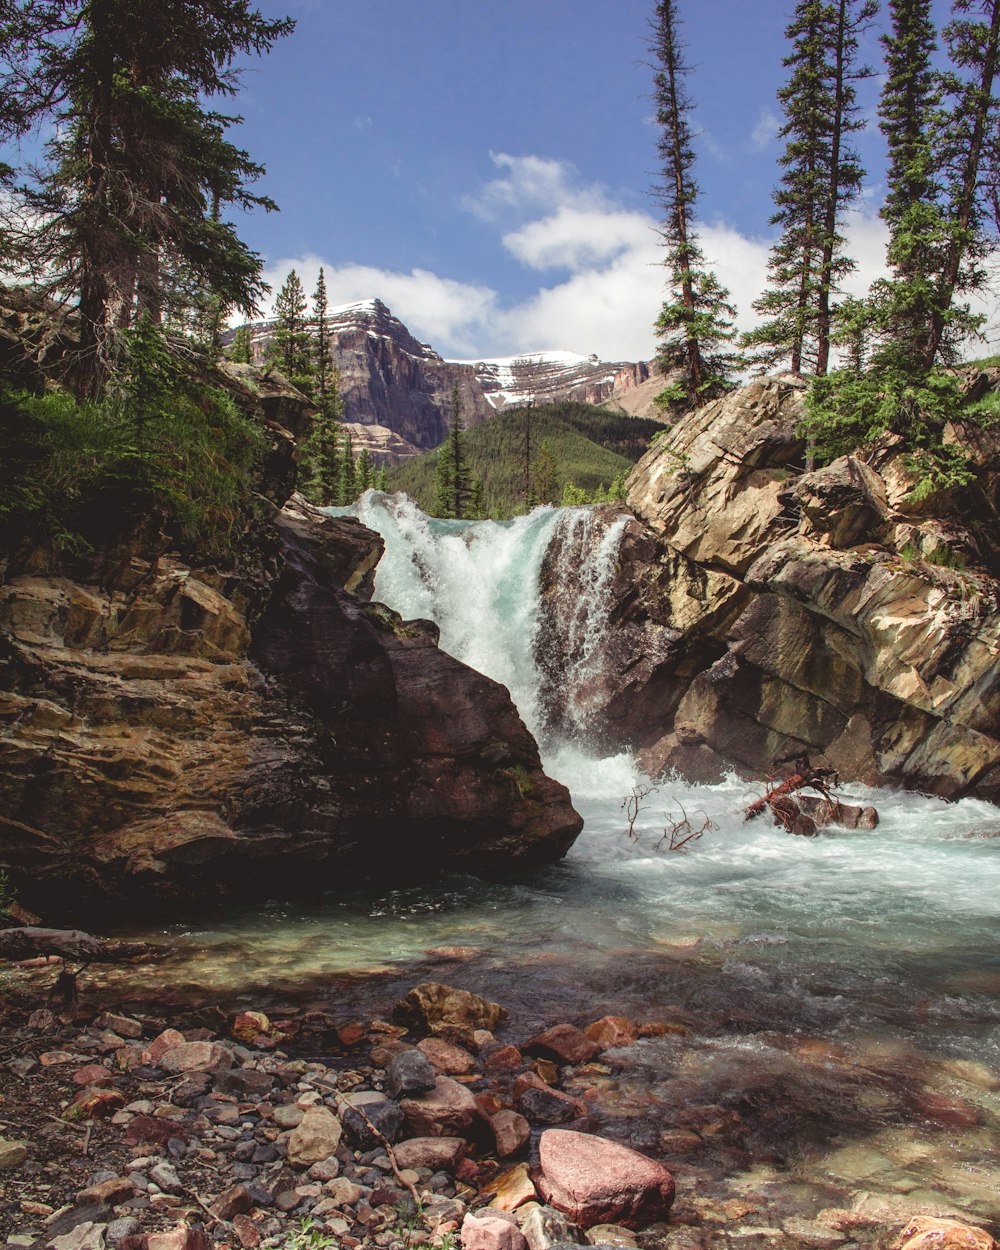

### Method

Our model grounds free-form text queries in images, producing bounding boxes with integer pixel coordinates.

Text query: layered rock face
[0,447,581,924]
[543,377,1000,799]
[239,300,657,460]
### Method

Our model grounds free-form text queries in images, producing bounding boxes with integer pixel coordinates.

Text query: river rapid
[106,493,1000,1227]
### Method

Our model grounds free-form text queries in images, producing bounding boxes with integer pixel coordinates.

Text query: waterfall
[350,492,628,759]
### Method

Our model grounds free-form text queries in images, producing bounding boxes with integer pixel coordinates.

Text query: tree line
[654,0,1000,494]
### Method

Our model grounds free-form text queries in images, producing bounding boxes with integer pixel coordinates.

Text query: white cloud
[750,110,780,151]
[260,157,907,364]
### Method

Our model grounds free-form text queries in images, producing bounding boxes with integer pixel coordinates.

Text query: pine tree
[743,0,875,376]
[432,385,472,518]
[339,431,357,504]
[651,0,740,408]
[0,1,293,397]
[227,324,254,364]
[532,440,561,504]
[299,369,344,508]
[312,267,332,417]
[356,447,374,493]
[268,269,312,389]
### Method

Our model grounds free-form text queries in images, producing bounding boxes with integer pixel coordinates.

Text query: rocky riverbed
[2,971,998,1250]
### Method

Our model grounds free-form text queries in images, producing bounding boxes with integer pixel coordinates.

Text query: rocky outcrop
[454,352,652,412]
[0,498,581,923]
[542,377,1000,800]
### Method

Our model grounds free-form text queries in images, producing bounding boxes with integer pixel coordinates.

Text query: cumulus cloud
[260,155,906,363]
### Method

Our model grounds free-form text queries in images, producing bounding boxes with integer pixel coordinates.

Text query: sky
[232,0,920,363]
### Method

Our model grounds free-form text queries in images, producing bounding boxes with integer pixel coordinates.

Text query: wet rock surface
[537,376,1000,800]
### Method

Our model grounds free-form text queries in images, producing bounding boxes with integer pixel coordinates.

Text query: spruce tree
[268,269,312,389]
[743,0,875,376]
[227,324,254,364]
[432,386,472,518]
[651,0,740,408]
[355,447,374,493]
[312,267,332,416]
[532,440,561,505]
[339,431,357,504]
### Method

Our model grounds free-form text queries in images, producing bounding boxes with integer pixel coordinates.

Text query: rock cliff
[540,377,1000,800]
[237,300,657,460]
[0,385,582,925]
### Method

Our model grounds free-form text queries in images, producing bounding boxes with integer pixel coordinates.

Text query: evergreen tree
[339,431,357,504]
[0,1,293,397]
[432,385,472,518]
[743,0,876,376]
[651,0,741,408]
[299,368,344,508]
[268,269,312,389]
[356,447,374,493]
[532,439,561,504]
[227,324,254,363]
[469,478,486,519]
[312,267,332,416]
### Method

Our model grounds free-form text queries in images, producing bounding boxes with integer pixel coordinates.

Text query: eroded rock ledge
[0,494,581,925]
[547,376,1000,799]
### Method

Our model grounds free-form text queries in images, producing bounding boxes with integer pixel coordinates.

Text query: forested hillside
[386,402,663,517]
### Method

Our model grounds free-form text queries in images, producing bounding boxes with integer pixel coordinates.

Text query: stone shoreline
[0,980,995,1250]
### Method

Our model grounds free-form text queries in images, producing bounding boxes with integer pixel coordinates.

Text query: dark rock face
[537,377,1000,801]
[0,502,581,921]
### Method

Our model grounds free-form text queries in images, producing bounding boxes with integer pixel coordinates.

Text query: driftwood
[744,754,878,835]
[0,927,161,963]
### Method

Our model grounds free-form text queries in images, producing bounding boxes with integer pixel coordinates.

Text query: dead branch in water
[622,784,659,842]
[0,927,165,963]
[657,799,717,852]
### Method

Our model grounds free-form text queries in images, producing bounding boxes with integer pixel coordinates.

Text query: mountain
[233,299,658,462]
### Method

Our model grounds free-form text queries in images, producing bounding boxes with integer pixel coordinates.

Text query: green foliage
[268,269,313,391]
[388,403,660,518]
[0,868,16,915]
[227,324,254,364]
[0,323,267,560]
[431,385,473,518]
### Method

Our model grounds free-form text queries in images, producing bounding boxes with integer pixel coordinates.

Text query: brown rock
[483,1163,537,1212]
[209,1183,252,1221]
[537,1129,675,1229]
[517,1085,582,1125]
[491,1110,530,1158]
[337,1020,366,1048]
[123,1116,190,1147]
[231,1011,270,1043]
[287,1106,343,1167]
[95,1012,143,1039]
[392,1137,467,1171]
[483,1045,524,1072]
[462,1213,528,1250]
[897,1218,995,1250]
[402,982,507,1038]
[158,1042,233,1075]
[73,1064,111,1086]
[526,1024,600,1065]
[418,1036,476,1074]
[401,1076,479,1137]
[145,1029,186,1064]
[65,1087,125,1121]
[232,1215,261,1250]
[76,1177,135,1206]
[584,1017,638,1050]
[146,1226,211,1250]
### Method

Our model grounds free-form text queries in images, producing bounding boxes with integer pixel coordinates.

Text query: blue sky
[234,0,916,361]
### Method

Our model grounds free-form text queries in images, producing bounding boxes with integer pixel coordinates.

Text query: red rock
[72,1064,110,1086]
[517,1085,581,1125]
[337,1020,366,1048]
[144,1029,186,1064]
[513,1071,549,1099]
[534,1059,560,1085]
[475,1092,504,1118]
[461,1213,528,1250]
[65,1087,125,1121]
[123,1116,190,1147]
[232,1215,261,1249]
[146,1225,211,1250]
[897,1218,995,1250]
[482,1163,537,1211]
[76,1176,135,1206]
[584,1016,638,1050]
[158,1041,233,1075]
[231,1011,270,1043]
[525,1024,600,1065]
[95,1012,143,1039]
[491,1110,530,1158]
[401,1075,479,1137]
[537,1128,675,1229]
[392,1137,466,1171]
[483,1045,523,1072]
[418,1036,476,1074]
[209,1183,252,1220]
[916,1093,981,1128]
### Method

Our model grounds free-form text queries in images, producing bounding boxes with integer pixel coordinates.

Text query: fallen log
[0,927,162,963]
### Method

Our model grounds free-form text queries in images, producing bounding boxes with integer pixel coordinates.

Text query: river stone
[492,1110,531,1158]
[385,1048,438,1097]
[518,1202,582,1250]
[401,1075,479,1137]
[897,1218,996,1250]
[272,1104,304,1129]
[341,1097,405,1148]
[158,1041,233,1075]
[49,1223,108,1250]
[537,1129,675,1230]
[418,1036,477,1074]
[402,982,507,1037]
[526,1024,600,1065]
[584,1018,638,1050]
[517,1085,580,1125]
[462,1213,528,1250]
[286,1106,343,1166]
[0,1137,28,1168]
[393,1136,467,1171]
